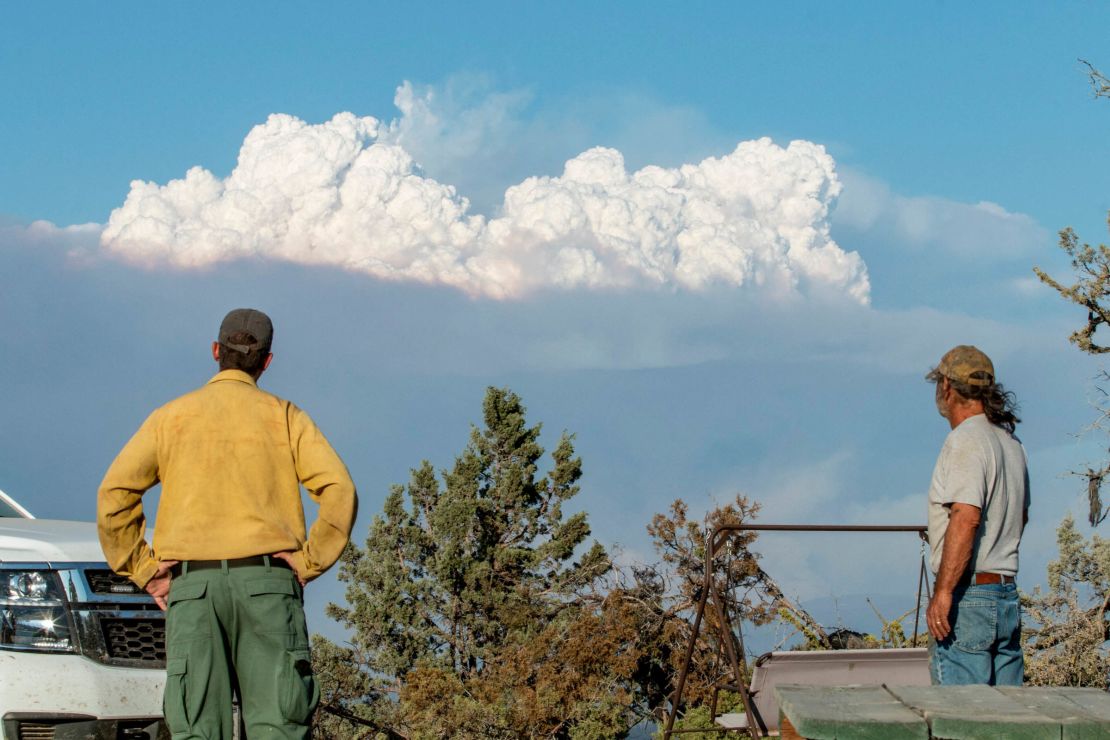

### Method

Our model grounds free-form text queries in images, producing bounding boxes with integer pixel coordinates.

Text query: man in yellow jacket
[98,308,357,739]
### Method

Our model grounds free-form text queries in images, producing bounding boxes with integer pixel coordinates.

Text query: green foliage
[865,601,921,649]
[777,607,828,650]
[1033,223,1110,356]
[654,692,743,738]
[1046,514,1110,594]
[644,495,773,712]
[1023,515,1110,688]
[314,388,945,734]
[313,387,630,738]
[783,602,922,653]
[876,616,907,648]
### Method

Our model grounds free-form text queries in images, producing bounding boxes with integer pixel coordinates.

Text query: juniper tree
[313,387,617,738]
[1022,515,1110,687]
[643,496,856,733]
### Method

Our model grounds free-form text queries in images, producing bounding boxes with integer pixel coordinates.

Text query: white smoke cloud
[101,87,870,302]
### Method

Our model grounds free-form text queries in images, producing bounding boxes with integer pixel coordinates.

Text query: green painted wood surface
[773,684,928,740]
[885,685,1061,740]
[996,687,1110,740]
[775,684,1110,740]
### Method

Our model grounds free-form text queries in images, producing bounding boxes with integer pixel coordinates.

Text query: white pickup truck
[0,488,167,739]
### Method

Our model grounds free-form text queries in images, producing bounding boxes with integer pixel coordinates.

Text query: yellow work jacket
[97,369,357,588]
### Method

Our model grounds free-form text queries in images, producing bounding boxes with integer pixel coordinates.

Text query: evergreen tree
[1022,515,1110,687]
[313,387,618,738]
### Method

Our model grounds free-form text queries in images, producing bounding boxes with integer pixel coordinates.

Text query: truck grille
[101,616,166,664]
[7,718,166,739]
[16,724,54,740]
[84,568,142,595]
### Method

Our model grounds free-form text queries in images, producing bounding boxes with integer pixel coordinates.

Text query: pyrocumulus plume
[101,89,869,302]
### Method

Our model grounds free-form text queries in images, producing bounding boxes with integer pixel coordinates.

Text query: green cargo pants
[163,560,319,739]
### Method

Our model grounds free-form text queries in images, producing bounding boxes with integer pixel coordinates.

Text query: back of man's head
[926,344,1020,432]
[217,308,273,375]
[929,345,995,394]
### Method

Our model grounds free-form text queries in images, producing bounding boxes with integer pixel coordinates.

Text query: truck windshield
[0,497,28,518]
[0,494,29,519]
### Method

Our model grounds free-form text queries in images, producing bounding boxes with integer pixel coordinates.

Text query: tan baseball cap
[933,345,994,387]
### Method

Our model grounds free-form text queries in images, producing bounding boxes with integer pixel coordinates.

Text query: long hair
[929,369,1021,434]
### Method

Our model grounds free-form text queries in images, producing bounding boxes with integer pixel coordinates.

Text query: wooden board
[780,715,803,740]
[995,686,1110,740]
[774,684,928,740]
[769,684,1110,740]
[886,685,1061,740]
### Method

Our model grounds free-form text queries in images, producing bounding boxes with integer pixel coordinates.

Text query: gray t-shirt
[927,414,1029,576]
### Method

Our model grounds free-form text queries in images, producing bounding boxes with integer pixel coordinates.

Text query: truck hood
[0,518,110,563]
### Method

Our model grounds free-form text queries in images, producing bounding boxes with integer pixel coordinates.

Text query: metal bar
[712,534,763,739]
[708,642,723,721]
[708,525,925,560]
[716,523,926,533]
[663,576,712,739]
[708,580,761,739]
[728,593,762,738]
[913,551,926,647]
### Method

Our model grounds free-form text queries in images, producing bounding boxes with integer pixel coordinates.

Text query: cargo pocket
[277,649,320,725]
[246,576,303,638]
[163,657,192,736]
[167,579,210,640]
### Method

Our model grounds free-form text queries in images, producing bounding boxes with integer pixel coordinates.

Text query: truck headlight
[0,570,73,652]
[8,571,50,600]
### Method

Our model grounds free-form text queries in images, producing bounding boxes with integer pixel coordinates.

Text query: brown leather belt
[170,555,291,578]
[962,571,1014,586]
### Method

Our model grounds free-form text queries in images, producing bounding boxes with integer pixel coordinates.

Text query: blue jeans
[930,583,1023,685]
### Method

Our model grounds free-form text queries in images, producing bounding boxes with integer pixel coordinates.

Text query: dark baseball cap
[218,308,273,353]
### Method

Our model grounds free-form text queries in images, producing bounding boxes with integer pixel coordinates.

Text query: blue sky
[3,2,1110,640]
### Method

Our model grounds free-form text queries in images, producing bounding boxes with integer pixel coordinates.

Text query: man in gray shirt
[924,345,1029,685]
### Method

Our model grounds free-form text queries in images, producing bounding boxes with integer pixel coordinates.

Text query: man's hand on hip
[145,560,179,611]
[272,551,307,587]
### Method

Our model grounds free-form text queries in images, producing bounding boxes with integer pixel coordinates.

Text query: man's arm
[97,412,162,590]
[281,406,358,583]
[926,502,981,640]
